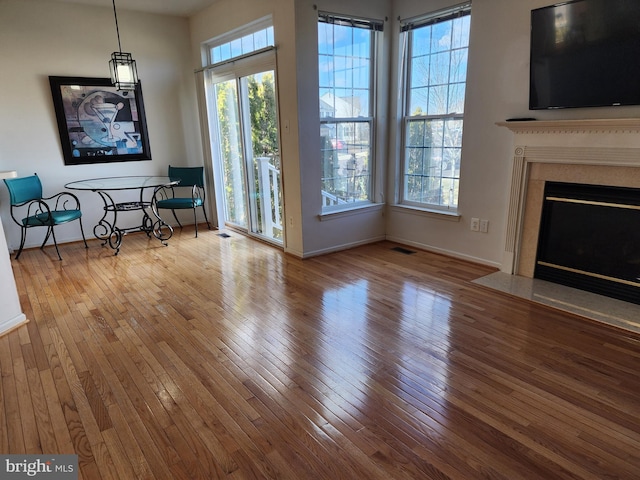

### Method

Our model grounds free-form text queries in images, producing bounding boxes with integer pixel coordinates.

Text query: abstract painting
[49,76,151,165]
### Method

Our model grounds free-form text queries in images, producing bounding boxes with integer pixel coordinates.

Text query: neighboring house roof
[320,92,361,118]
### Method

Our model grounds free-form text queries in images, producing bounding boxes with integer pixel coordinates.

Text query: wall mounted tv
[530,0,640,110]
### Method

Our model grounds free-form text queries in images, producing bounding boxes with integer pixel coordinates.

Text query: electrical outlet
[480,219,489,233]
[470,217,480,232]
[288,216,294,227]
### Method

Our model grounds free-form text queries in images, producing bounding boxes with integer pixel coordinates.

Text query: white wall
[0,0,199,251]
[0,215,26,335]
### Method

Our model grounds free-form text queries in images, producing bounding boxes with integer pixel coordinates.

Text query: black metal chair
[155,166,211,237]
[3,174,88,260]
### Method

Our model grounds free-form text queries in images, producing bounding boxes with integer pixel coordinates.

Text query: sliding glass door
[205,59,283,244]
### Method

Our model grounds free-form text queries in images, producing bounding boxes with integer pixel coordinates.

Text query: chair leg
[14,228,27,260]
[193,208,198,238]
[201,205,212,231]
[49,227,62,261]
[171,210,183,229]
[41,226,53,250]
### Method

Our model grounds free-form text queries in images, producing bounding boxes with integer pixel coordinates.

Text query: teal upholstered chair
[155,166,211,237]
[3,174,88,260]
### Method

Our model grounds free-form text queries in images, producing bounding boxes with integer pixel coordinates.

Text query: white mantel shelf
[497,118,640,165]
[497,117,640,134]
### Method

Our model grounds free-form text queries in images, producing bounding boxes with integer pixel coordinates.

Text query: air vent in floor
[391,246,416,255]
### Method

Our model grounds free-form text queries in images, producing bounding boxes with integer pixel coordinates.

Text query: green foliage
[247,73,279,157]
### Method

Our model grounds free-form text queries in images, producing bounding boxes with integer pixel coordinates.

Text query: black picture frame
[49,76,152,166]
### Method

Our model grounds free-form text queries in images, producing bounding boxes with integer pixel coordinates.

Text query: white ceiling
[33,0,220,17]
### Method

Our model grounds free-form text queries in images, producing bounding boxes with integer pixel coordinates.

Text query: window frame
[399,3,471,213]
[318,12,384,213]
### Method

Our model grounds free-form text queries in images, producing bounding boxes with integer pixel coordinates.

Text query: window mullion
[321,117,373,123]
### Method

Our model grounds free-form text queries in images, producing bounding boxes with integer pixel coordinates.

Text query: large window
[318,13,382,210]
[401,5,471,210]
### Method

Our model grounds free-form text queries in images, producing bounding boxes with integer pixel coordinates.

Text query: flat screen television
[529,0,640,110]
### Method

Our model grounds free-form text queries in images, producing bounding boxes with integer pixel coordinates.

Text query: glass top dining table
[65,176,180,254]
[65,175,178,191]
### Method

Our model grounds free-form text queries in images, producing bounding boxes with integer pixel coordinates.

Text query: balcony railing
[255,155,366,239]
[321,190,349,207]
[256,156,283,239]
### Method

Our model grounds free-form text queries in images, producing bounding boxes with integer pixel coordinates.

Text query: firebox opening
[535,181,640,306]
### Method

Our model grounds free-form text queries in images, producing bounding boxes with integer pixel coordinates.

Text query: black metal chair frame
[5,178,88,260]
[154,166,212,237]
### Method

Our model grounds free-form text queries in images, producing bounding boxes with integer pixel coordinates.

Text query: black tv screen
[530,0,640,110]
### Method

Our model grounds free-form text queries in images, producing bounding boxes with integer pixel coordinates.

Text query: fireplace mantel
[498,118,640,276]
[497,117,640,135]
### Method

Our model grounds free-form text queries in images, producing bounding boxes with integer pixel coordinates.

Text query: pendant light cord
[112,0,123,53]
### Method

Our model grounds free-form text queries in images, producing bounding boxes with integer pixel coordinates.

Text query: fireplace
[471,119,640,330]
[498,118,640,288]
[535,181,640,305]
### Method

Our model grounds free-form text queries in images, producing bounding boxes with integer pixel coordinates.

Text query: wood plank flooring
[2,229,640,479]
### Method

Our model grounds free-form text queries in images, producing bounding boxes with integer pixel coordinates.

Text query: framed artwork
[49,76,152,166]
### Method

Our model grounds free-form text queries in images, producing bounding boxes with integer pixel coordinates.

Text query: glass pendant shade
[109,52,138,91]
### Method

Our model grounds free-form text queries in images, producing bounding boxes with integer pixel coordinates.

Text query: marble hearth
[474,118,640,333]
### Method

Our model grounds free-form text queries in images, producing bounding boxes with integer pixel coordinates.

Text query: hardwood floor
[2,229,640,479]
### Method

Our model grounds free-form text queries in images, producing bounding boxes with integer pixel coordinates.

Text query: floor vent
[391,246,416,255]
[217,233,231,238]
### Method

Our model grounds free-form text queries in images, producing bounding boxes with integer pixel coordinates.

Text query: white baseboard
[384,235,502,269]
[300,235,386,258]
[0,313,28,337]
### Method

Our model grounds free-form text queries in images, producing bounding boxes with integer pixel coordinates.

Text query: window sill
[388,204,461,222]
[319,202,384,221]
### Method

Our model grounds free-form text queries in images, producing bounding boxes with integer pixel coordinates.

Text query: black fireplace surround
[535,181,640,305]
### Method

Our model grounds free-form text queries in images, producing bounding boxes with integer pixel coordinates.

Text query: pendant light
[108,0,139,91]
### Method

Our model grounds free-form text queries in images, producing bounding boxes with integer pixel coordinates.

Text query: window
[318,13,383,210]
[204,18,275,67]
[401,5,471,210]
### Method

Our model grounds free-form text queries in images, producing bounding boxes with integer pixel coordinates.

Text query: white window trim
[319,202,384,221]
[204,48,277,81]
[388,203,461,221]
